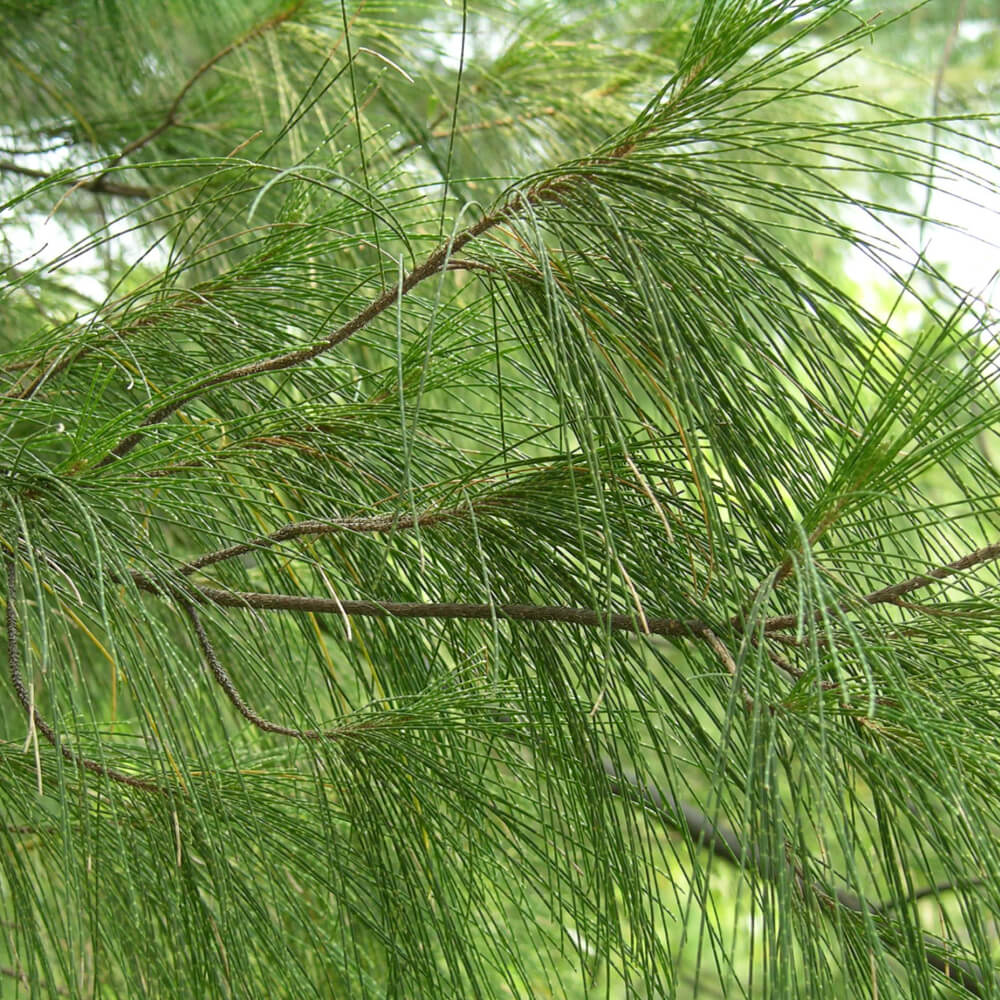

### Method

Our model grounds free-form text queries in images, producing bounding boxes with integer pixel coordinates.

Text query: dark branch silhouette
[0,160,152,199]
[603,763,989,997]
[184,601,346,740]
[762,540,1000,633]
[92,1,305,184]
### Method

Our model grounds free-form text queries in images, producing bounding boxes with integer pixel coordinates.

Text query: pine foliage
[1,1,999,997]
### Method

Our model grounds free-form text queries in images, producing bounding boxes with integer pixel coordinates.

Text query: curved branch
[5,553,161,794]
[184,601,343,740]
[762,540,1000,634]
[872,876,987,914]
[178,503,472,574]
[603,762,989,997]
[94,142,640,466]
[95,1,305,181]
[97,209,505,465]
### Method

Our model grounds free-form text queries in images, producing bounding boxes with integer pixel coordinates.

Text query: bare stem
[96,1,306,180]
[178,503,473,573]
[762,540,1000,633]
[603,762,988,996]
[184,601,344,740]
[6,553,161,793]
[133,573,709,640]
[0,160,151,199]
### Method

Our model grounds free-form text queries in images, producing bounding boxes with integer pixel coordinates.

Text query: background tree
[2,1,999,996]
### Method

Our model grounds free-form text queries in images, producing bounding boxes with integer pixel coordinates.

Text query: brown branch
[132,572,710,640]
[762,541,1000,634]
[5,553,161,794]
[184,601,343,740]
[0,160,152,200]
[863,542,1000,604]
[871,876,987,914]
[0,967,70,997]
[141,539,1000,668]
[97,209,506,465]
[701,626,754,710]
[93,0,305,182]
[93,137,640,466]
[394,106,558,155]
[178,503,472,573]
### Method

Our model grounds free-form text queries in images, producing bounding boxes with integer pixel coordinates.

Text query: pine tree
[2,1,999,996]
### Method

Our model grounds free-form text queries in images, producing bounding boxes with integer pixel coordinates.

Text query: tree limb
[177,504,474,573]
[93,0,305,182]
[131,572,709,640]
[5,553,161,793]
[762,541,1000,633]
[0,160,152,200]
[603,761,990,997]
[184,600,347,740]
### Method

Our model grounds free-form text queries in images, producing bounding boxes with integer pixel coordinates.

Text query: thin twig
[701,626,754,711]
[5,552,161,793]
[0,160,152,200]
[603,762,989,996]
[90,1,305,186]
[178,503,472,573]
[762,541,1000,634]
[97,210,506,465]
[184,601,344,740]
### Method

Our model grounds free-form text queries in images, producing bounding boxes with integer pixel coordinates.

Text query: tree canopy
[2,1,999,997]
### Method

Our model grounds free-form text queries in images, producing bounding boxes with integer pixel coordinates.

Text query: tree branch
[762,540,1000,634]
[185,600,347,740]
[603,762,989,997]
[1,3,304,210]
[0,160,152,200]
[93,0,305,181]
[5,553,161,794]
[147,538,1000,662]
[131,572,709,639]
[97,209,506,465]
[178,504,473,573]
[93,140,641,466]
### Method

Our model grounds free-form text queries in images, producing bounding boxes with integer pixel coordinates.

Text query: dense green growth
[2,1,999,996]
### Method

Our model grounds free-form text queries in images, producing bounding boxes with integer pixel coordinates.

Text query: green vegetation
[1,1,999,996]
